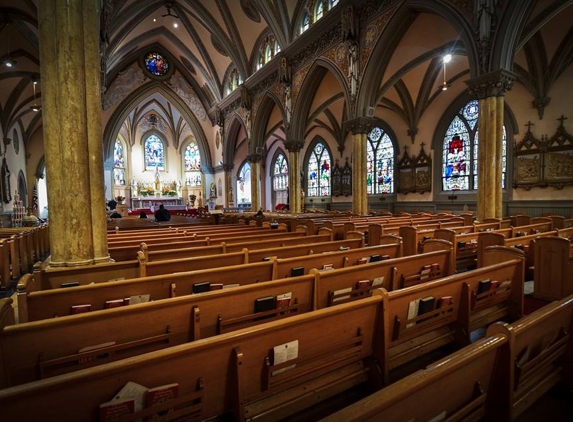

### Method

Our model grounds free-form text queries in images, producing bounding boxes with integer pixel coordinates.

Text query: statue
[131,177,137,196]
[229,186,234,204]
[154,165,160,191]
[347,41,358,98]
[284,84,292,125]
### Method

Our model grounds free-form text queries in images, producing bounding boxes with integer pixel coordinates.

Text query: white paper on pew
[372,276,384,286]
[113,381,148,415]
[332,287,352,303]
[129,294,151,305]
[272,340,299,376]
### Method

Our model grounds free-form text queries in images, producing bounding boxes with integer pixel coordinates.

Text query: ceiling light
[173,23,178,28]
[443,54,452,63]
[153,18,157,22]
[3,57,16,67]
[30,79,41,112]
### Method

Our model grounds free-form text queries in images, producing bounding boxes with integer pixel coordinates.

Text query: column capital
[344,117,375,135]
[283,139,305,152]
[247,153,263,163]
[465,69,516,99]
[223,164,234,172]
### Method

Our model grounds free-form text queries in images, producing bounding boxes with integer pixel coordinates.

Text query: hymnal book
[262,256,276,262]
[210,283,223,291]
[420,265,432,281]
[457,241,466,250]
[495,280,511,294]
[477,279,492,294]
[100,398,135,421]
[437,296,453,308]
[78,341,116,364]
[406,299,420,328]
[145,383,179,420]
[276,292,292,315]
[417,296,436,323]
[60,281,79,288]
[332,287,352,303]
[223,283,240,289]
[290,267,304,277]
[322,263,334,271]
[490,280,500,291]
[123,297,131,306]
[372,276,384,287]
[516,346,531,367]
[357,257,370,265]
[369,254,381,263]
[112,381,148,414]
[129,294,151,305]
[431,263,440,272]
[255,296,276,320]
[339,246,350,251]
[272,340,299,376]
[356,279,372,289]
[70,304,92,315]
[104,299,125,309]
[192,282,211,293]
[381,255,391,260]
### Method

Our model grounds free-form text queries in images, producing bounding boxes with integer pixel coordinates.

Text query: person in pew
[110,211,122,219]
[154,204,171,222]
[107,198,117,210]
[139,211,148,219]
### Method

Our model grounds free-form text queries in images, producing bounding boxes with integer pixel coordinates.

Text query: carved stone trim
[284,140,305,152]
[465,69,516,99]
[344,117,375,135]
[247,153,263,163]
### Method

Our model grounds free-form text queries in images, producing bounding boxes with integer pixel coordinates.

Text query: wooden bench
[533,236,573,301]
[320,333,508,422]
[486,293,573,420]
[0,294,385,421]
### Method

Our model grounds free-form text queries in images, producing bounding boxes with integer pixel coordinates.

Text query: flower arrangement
[115,195,125,203]
[168,189,177,197]
[161,187,170,196]
[140,187,154,197]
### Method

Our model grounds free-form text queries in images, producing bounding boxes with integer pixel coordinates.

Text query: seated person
[255,207,264,218]
[107,198,117,210]
[139,211,148,219]
[154,204,171,222]
[110,211,122,218]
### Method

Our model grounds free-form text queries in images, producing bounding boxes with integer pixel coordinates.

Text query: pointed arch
[291,58,351,142]
[252,92,286,152]
[140,130,168,171]
[17,169,27,207]
[102,81,213,173]
[271,148,289,209]
[358,0,479,115]
[303,135,333,197]
[223,114,247,167]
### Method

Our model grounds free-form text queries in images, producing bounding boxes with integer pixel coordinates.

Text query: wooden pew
[533,236,573,301]
[320,333,508,422]
[486,293,573,420]
[273,243,402,280]
[0,294,385,422]
[0,275,316,387]
[17,261,276,322]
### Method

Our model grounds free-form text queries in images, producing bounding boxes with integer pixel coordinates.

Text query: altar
[132,197,185,211]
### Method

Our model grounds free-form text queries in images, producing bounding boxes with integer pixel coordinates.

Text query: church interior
[0,0,572,420]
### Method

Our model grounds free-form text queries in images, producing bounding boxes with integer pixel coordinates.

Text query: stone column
[346,118,372,215]
[39,0,110,266]
[248,154,262,211]
[223,164,234,206]
[466,70,515,221]
[284,140,304,213]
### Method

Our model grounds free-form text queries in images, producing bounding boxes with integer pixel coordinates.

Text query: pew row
[0,295,385,421]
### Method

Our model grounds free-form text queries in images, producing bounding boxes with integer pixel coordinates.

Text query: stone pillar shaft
[39,0,109,266]
[495,96,505,218]
[249,159,261,211]
[288,150,301,213]
[352,133,368,215]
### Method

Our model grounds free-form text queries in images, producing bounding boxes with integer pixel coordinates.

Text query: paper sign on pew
[272,340,299,376]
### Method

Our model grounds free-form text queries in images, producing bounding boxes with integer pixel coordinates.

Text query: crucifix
[557,115,568,127]
[524,121,534,132]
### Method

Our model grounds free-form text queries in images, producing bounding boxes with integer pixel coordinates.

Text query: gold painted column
[248,154,262,211]
[39,0,110,266]
[346,118,371,215]
[223,164,234,206]
[467,70,516,221]
[284,140,304,213]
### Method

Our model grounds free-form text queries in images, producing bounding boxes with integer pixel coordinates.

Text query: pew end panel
[533,236,573,301]
[477,232,506,268]
[420,239,455,278]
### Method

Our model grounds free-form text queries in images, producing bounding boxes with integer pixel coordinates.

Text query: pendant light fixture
[3,23,17,68]
[30,80,41,112]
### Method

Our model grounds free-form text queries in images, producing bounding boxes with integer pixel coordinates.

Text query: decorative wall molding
[167,74,207,121]
[103,67,147,110]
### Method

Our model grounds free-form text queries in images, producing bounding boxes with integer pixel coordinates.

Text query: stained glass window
[300,12,309,34]
[237,162,252,204]
[442,100,507,191]
[113,138,126,186]
[307,142,331,197]
[273,153,289,191]
[144,134,165,171]
[315,1,324,21]
[144,52,169,76]
[329,0,339,9]
[184,140,202,187]
[226,68,242,95]
[256,34,279,70]
[366,127,395,194]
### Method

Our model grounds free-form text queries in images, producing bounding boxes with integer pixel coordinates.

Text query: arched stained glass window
[273,153,288,191]
[366,127,395,194]
[300,12,309,34]
[226,68,242,95]
[329,0,339,9]
[256,34,279,71]
[237,162,252,205]
[144,134,165,171]
[113,138,126,186]
[184,140,202,187]
[144,52,169,76]
[307,142,331,197]
[442,100,507,191]
[315,1,324,21]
